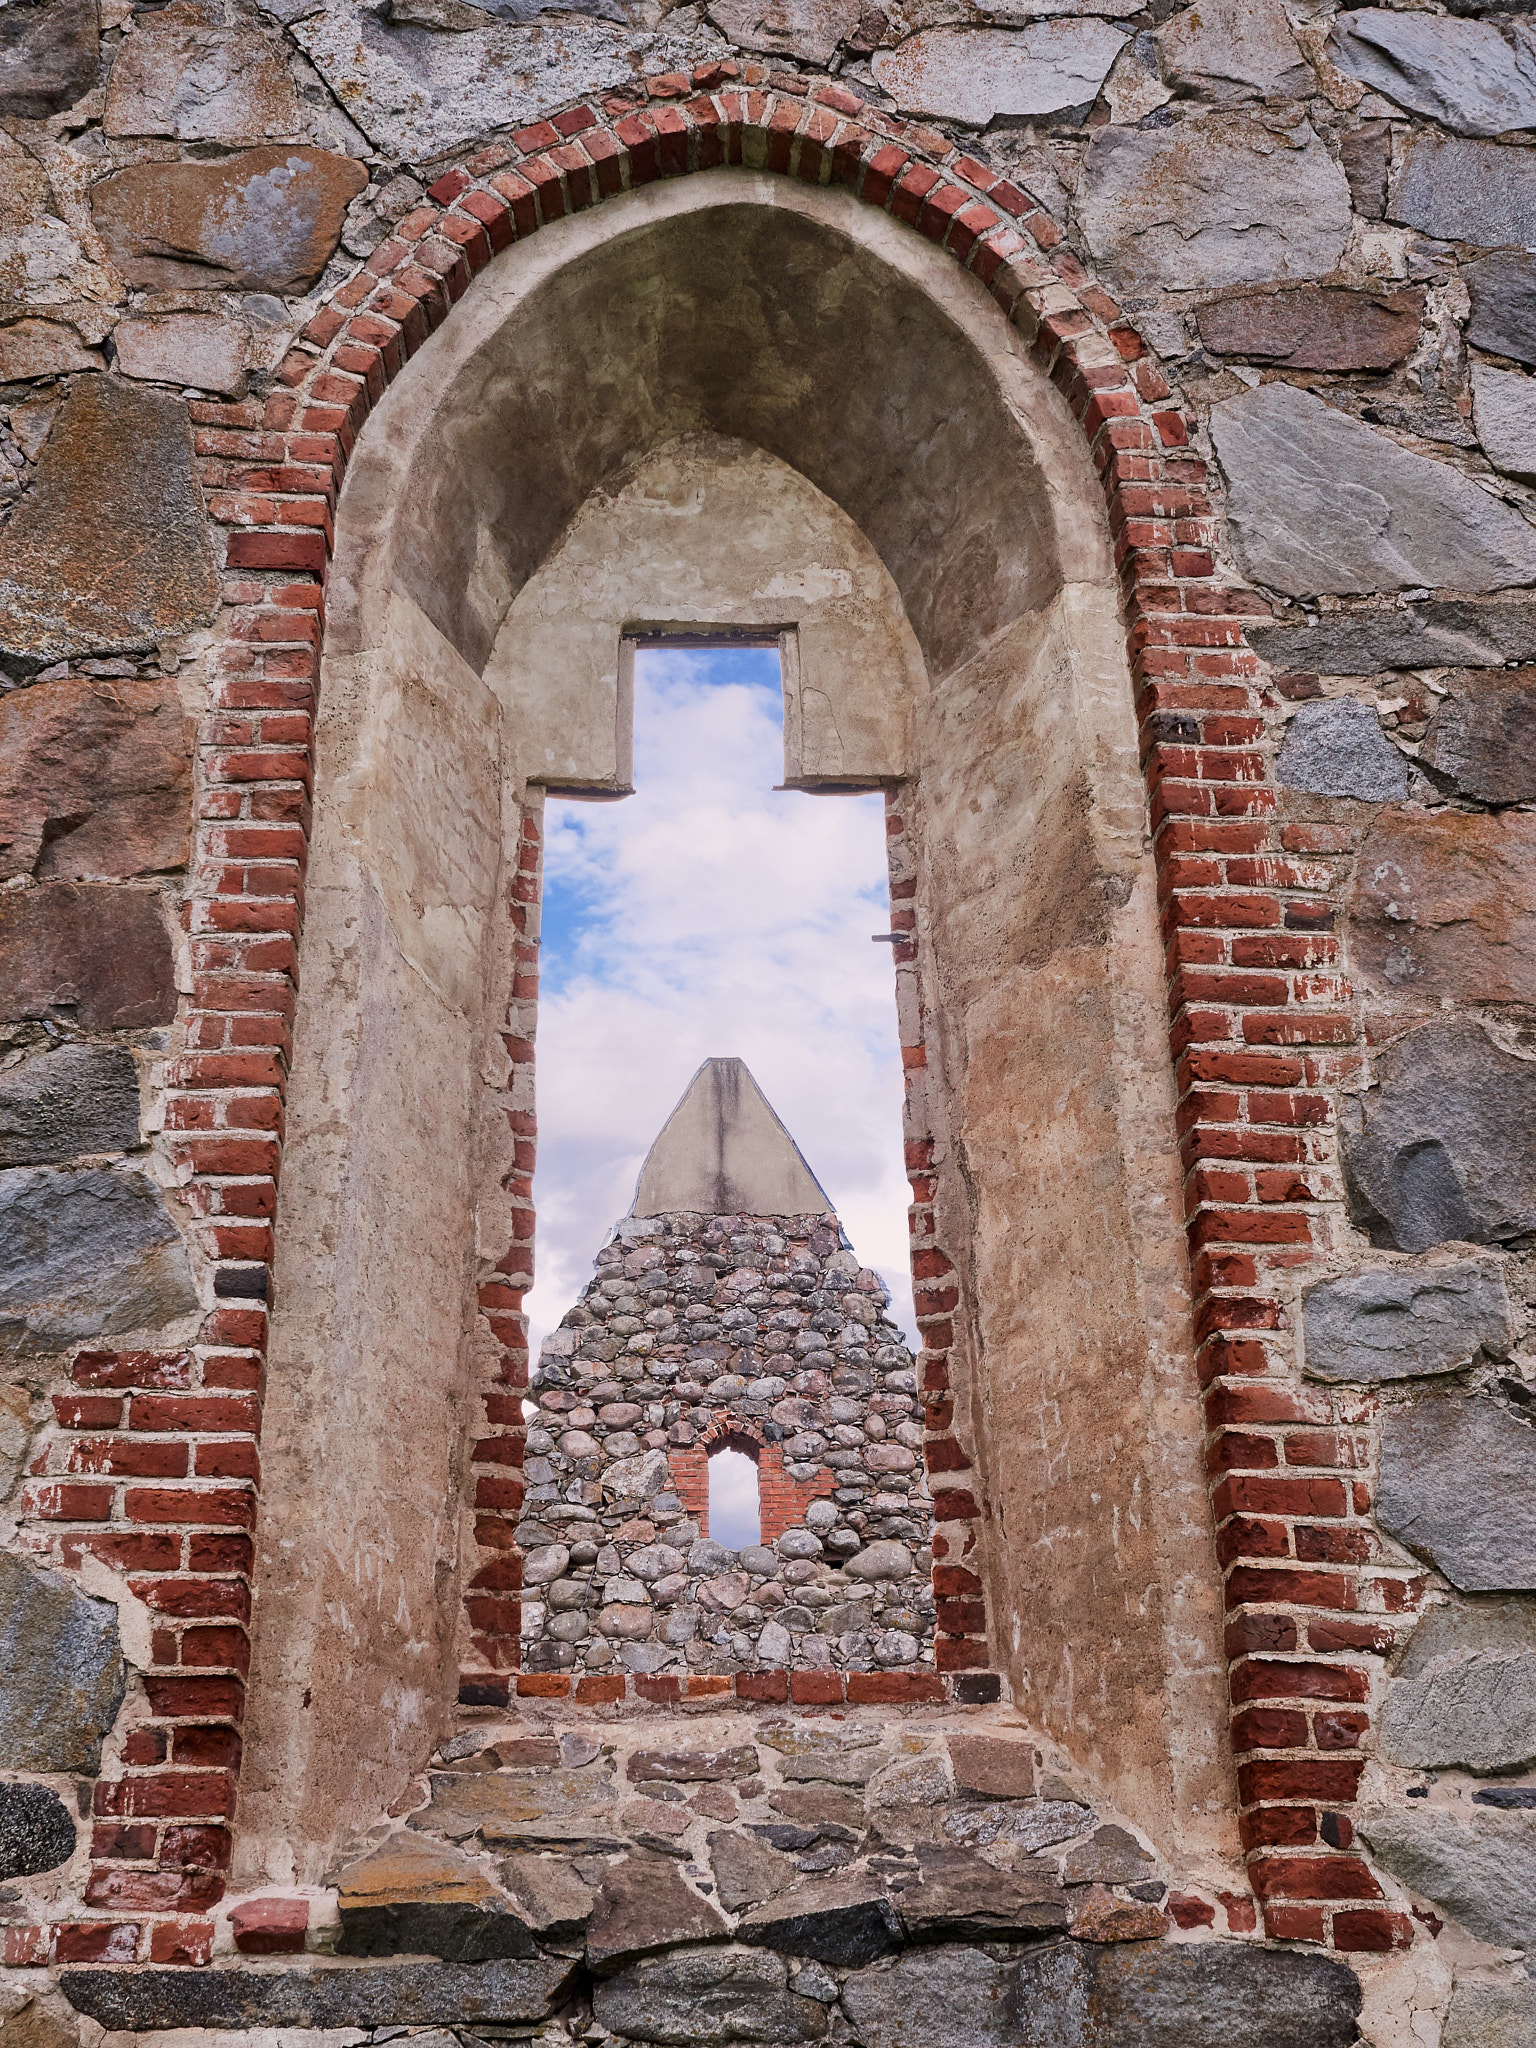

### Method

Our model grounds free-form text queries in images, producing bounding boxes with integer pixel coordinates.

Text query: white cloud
[525,647,916,1353]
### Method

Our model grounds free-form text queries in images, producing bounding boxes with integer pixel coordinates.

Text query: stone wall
[0,0,1535,2040]
[522,1205,935,1681]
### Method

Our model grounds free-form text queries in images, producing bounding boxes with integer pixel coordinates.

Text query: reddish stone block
[231,1895,308,1954]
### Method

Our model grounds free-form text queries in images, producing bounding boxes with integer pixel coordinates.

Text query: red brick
[847,1671,947,1702]
[1332,1909,1414,1952]
[736,1670,789,1702]
[1249,1854,1381,1902]
[790,1672,845,1704]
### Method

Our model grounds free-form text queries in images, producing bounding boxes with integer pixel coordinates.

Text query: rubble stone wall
[522,1208,936,1681]
[0,0,1535,2041]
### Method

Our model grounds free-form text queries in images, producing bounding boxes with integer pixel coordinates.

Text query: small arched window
[707,1444,761,1549]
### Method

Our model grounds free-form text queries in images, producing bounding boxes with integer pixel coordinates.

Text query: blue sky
[525,645,917,1352]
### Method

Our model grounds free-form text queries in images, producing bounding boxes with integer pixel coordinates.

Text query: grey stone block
[1389,130,1536,247]
[871,22,1127,126]
[1211,383,1536,599]
[843,1941,1362,2048]
[0,1164,198,1354]
[1341,1022,1536,1253]
[0,0,99,118]
[1275,698,1407,800]
[1249,599,1536,677]
[1359,1803,1536,1950]
[1156,0,1315,105]
[736,1872,903,1968]
[292,1,725,160]
[1473,361,1536,483]
[1467,250,1536,367]
[1303,1261,1513,1383]
[0,1554,124,1772]
[843,1946,1017,2048]
[1331,10,1536,135]
[61,1958,577,2031]
[1422,671,1536,804]
[593,1946,829,2044]
[585,1853,730,1973]
[0,1045,140,1168]
[1351,1019,1536,1245]
[0,1781,77,1878]
[1013,1943,1362,2048]
[1444,1981,1536,2048]
[1381,1599,1536,1773]
[1379,1394,1536,1591]
[1078,113,1351,296]
[895,1846,1067,1943]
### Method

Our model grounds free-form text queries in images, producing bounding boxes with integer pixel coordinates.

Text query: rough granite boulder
[1340,1021,1536,1252]
[1275,698,1407,800]
[1388,131,1536,247]
[593,1947,829,2045]
[1472,361,1536,484]
[894,1846,1067,1942]
[1380,1599,1536,1773]
[1196,287,1423,372]
[1210,383,1536,598]
[1331,10,1536,136]
[1078,113,1351,296]
[0,1780,77,1878]
[1466,250,1536,367]
[1443,1981,1536,2048]
[103,25,302,141]
[0,1164,198,1354]
[1155,0,1315,104]
[0,885,176,1033]
[1378,1393,1536,1591]
[736,1872,903,1967]
[293,3,723,160]
[0,381,219,671]
[0,0,99,118]
[585,1854,730,1972]
[114,312,248,398]
[1012,1942,1363,2048]
[1302,1260,1512,1383]
[1421,670,1536,804]
[871,21,1126,125]
[0,1554,124,1772]
[0,1045,141,1169]
[1348,807,1536,1003]
[843,1946,1016,2048]
[1359,1803,1536,1951]
[1249,599,1536,678]
[0,673,194,883]
[91,147,368,293]
[704,0,862,67]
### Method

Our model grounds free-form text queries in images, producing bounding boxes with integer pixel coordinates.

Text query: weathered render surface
[0,0,1532,2041]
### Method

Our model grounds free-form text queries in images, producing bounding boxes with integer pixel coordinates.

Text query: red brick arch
[23,65,1411,1967]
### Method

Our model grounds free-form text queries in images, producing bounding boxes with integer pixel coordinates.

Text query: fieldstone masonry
[521,1060,937,1682]
[0,0,1534,2039]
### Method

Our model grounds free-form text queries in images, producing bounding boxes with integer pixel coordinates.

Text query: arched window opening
[707,1444,761,1550]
